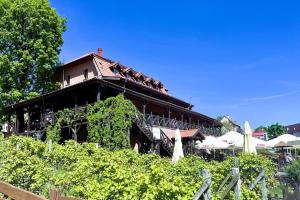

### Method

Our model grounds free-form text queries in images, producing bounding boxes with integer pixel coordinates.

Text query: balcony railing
[40,107,221,136]
[144,114,221,136]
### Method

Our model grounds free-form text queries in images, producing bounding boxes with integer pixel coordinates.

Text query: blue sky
[49,0,300,128]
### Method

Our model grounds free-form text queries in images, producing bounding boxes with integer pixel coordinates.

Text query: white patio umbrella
[243,121,257,154]
[217,131,265,149]
[172,129,184,164]
[266,134,297,147]
[195,136,230,159]
[287,137,300,147]
[195,136,230,150]
[218,131,243,147]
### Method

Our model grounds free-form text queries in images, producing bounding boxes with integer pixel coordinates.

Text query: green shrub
[286,159,300,183]
[0,135,277,200]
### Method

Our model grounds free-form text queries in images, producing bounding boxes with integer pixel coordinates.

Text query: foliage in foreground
[0,136,277,200]
[286,160,300,184]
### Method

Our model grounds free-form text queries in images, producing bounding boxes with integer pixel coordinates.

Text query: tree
[0,0,66,120]
[267,123,287,140]
[255,125,268,132]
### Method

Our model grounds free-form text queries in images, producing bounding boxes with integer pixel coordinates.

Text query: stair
[132,113,154,142]
[132,112,174,156]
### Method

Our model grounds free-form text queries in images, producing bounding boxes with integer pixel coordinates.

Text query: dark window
[84,69,88,80]
[137,77,143,83]
[113,68,119,75]
[66,75,70,85]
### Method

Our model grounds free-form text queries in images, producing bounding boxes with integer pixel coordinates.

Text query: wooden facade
[4,50,221,156]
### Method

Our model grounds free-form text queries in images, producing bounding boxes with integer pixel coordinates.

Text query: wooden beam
[0,181,47,200]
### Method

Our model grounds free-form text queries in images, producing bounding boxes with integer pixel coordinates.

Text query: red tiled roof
[161,128,205,140]
[252,129,266,136]
[180,129,200,138]
[92,53,169,94]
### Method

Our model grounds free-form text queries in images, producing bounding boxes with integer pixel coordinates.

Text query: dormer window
[137,78,143,83]
[157,85,161,92]
[84,69,88,80]
[113,68,119,75]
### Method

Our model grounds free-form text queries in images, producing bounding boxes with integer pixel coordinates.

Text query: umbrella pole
[214,148,216,159]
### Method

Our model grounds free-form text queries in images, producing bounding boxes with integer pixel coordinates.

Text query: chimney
[97,48,103,57]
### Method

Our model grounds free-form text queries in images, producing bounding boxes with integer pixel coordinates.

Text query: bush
[286,159,300,183]
[0,135,277,199]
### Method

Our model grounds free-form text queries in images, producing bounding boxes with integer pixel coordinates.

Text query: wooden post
[143,104,146,115]
[154,140,161,155]
[261,168,268,200]
[234,159,239,168]
[74,92,78,112]
[97,86,101,101]
[16,109,25,133]
[48,140,52,152]
[7,112,11,136]
[49,189,59,200]
[203,170,211,200]
[192,170,211,200]
[233,168,241,200]
[27,107,32,131]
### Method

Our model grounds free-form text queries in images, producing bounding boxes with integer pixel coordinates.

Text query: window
[113,68,119,75]
[137,77,143,83]
[66,75,70,85]
[84,69,88,80]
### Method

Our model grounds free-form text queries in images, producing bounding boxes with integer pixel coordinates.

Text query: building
[252,129,268,141]
[4,48,221,156]
[286,123,300,137]
[219,115,241,133]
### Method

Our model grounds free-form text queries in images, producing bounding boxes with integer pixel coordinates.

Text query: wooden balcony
[144,114,221,136]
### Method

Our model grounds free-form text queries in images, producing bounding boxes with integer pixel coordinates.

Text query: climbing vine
[87,94,137,150]
[46,108,74,142]
[46,95,138,148]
